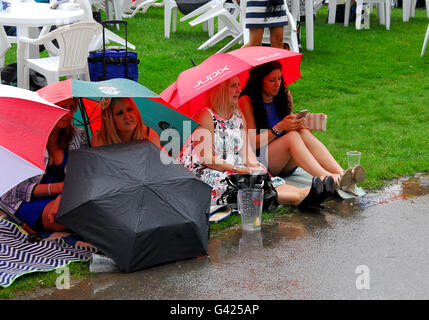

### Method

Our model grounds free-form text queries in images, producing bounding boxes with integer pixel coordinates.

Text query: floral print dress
[179,108,286,201]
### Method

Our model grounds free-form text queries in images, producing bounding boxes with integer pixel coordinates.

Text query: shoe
[352,165,365,183]
[322,175,336,199]
[337,168,353,191]
[298,176,324,211]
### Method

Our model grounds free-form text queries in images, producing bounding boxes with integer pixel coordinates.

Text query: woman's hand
[44,195,62,224]
[277,114,305,132]
[247,162,265,174]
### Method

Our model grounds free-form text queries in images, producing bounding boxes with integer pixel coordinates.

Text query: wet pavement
[24,173,429,300]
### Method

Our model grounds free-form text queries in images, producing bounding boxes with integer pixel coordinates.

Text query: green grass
[2,4,429,297]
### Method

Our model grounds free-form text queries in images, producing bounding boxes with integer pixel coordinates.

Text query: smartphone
[296,109,308,119]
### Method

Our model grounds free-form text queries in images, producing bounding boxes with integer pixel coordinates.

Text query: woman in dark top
[239,61,365,193]
[0,99,88,232]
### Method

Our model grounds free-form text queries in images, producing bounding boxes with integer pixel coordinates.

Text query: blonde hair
[207,76,239,116]
[97,98,148,145]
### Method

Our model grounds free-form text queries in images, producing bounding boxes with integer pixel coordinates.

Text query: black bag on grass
[217,172,279,211]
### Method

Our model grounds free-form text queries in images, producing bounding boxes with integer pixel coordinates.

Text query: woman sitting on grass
[239,61,365,194]
[0,99,87,232]
[91,97,160,147]
[179,75,334,211]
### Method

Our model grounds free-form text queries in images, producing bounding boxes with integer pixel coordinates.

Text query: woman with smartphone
[239,61,364,193]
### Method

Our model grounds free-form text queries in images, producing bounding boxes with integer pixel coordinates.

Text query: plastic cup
[237,188,264,232]
[347,151,361,168]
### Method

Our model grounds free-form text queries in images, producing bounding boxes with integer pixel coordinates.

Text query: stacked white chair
[17,22,102,89]
[186,0,242,52]
[164,0,179,38]
[120,0,159,18]
[76,0,136,49]
[344,0,391,30]
[403,0,429,21]
[0,28,12,82]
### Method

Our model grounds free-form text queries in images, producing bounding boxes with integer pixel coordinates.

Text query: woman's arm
[239,96,280,150]
[193,109,249,174]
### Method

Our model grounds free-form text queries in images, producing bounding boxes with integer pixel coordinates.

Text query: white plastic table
[0,0,85,87]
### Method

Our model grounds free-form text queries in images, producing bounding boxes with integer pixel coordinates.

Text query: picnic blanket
[0,218,97,288]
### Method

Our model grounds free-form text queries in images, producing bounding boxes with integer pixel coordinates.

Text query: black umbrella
[56,140,212,273]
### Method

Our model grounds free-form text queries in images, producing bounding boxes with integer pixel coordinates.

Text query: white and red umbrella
[0,85,69,197]
[160,46,303,119]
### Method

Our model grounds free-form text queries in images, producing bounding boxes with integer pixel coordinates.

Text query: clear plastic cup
[237,188,264,232]
[347,150,361,168]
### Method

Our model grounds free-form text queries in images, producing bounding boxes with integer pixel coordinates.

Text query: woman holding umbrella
[0,99,87,232]
[179,75,333,210]
[91,97,160,147]
[238,61,365,194]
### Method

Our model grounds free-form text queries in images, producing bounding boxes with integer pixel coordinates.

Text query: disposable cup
[347,150,361,168]
[237,188,264,232]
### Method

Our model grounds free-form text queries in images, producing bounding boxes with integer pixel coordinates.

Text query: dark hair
[240,61,291,132]
[57,99,78,149]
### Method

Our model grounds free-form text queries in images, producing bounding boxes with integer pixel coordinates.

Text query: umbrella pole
[78,98,91,145]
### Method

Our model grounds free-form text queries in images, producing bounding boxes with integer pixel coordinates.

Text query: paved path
[26,173,429,300]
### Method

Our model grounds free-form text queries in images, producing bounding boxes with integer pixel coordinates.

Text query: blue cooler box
[88,49,139,82]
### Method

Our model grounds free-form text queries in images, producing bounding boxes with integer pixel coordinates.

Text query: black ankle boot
[298,177,323,211]
[321,176,336,199]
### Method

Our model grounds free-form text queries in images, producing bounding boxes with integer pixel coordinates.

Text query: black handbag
[217,172,279,212]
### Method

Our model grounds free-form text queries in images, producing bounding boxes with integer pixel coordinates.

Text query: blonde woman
[179,76,333,210]
[91,97,160,147]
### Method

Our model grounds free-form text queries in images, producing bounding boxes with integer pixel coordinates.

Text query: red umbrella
[160,46,303,118]
[0,85,68,197]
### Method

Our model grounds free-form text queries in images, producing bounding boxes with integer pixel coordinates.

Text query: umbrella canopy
[160,46,303,118]
[0,85,68,197]
[56,140,212,272]
[37,78,199,150]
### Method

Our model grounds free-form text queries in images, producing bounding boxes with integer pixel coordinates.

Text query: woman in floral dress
[179,75,331,210]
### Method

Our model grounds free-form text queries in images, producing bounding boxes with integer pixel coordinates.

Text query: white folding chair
[422,23,429,56]
[0,28,12,82]
[17,22,102,89]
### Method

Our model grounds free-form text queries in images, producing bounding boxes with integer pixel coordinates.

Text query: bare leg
[298,129,344,181]
[242,27,264,47]
[275,184,310,206]
[269,26,284,48]
[267,131,333,178]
